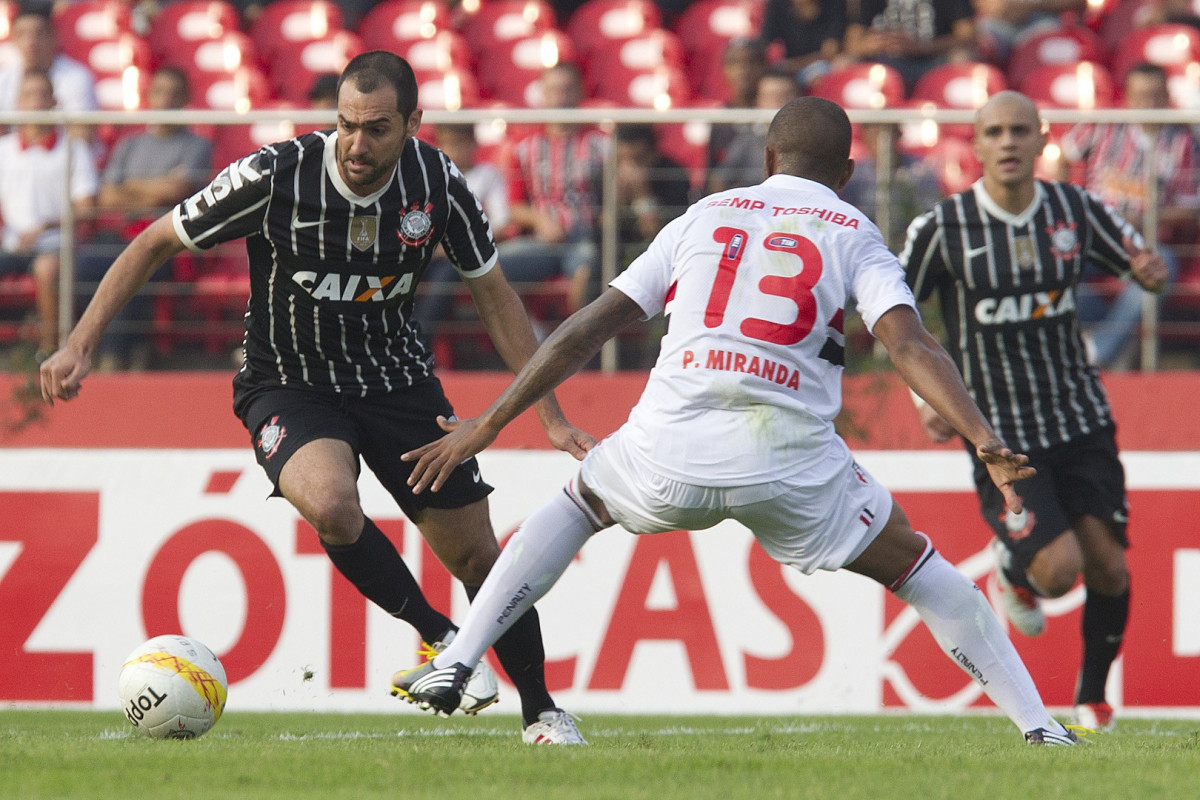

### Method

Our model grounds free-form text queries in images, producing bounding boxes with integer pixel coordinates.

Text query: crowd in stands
[0,0,1198,370]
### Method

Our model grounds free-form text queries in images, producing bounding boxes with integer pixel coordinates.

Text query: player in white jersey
[393,97,1081,745]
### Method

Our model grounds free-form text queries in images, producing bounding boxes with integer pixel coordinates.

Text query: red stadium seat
[1020,60,1116,109]
[357,0,454,50]
[672,0,761,90]
[809,62,906,109]
[1020,61,1116,137]
[592,63,691,107]
[1165,60,1200,110]
[415,66,482,110]
[655,110,714,191]
[83,33,154,111]
[249,0,345,67]
[211,108,299,171]
[147,1,242,63]
[0,0,21,39]
[1007,25,1104,89]
[159,30,260,85]
[269,30,366,104]
[924,135,982,195]
[388,30,473,75]
[582,28,684,96]
[477,30,576,106]
[912,61,1007,139]
[567,0,662,58]
[52,0,134,62]
[1110,23,1200,84]
[189,64,272,110]
[459,0,557,56]
[1099,0,1158,53]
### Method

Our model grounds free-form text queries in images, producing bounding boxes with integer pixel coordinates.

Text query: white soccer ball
[117,634,228,739]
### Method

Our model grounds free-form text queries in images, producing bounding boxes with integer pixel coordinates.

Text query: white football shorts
[579,429,894,575]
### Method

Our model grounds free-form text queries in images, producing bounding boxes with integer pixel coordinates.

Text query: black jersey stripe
[176,131,493,395]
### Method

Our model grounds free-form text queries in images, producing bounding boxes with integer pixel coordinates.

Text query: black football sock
[321,517,453,645]
[464,584,554,726]
[1076,583,1130,704]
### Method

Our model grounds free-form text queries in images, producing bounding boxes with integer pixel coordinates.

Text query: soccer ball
[117,635,228,739]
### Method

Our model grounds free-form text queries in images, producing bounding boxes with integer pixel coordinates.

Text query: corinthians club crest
[349,216,378,251]
[1046,221,1080,260]
[397,202,434,247]
[257,415,286,460]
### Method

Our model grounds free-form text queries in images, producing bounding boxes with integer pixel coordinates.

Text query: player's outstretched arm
[873,304,1035,511]
[40,214,186,405]
[404,287,645,493]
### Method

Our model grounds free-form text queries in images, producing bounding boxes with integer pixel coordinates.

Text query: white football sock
[893,545,1065,735]
[435,480,604,669]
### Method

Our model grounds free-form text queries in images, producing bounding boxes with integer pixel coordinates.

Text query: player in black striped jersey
[900,91,1169,732]
[40,51,595,742]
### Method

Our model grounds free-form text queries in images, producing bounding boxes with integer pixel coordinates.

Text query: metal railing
[2,105,1197,372]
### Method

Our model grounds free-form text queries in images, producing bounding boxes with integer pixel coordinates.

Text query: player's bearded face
[336,84,418,194]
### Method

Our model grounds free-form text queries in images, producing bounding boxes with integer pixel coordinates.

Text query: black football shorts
[237,377,493,518]
[972,425,1129,574]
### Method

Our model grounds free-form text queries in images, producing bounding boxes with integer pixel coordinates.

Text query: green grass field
[2,710,1198,799]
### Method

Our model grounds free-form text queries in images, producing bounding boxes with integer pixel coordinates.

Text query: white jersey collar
[972,179,1045,227]
[324,130,399,206]
[762,173,839,199]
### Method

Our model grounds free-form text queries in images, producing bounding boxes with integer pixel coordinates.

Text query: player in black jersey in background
[899,91,1169,732]
[40,51,594,745]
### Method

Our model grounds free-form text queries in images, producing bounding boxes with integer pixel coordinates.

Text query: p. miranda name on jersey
[704,196,861,227]
[680,348,802,390]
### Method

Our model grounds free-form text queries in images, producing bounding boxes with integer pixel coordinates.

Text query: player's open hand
[976,438,1036,514]
[545,418,596,460]
[39,343,91,406]
[1124,235,1169,293]
[402,415,497,494]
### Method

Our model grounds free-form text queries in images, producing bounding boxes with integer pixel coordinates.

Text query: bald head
[766,97,853,188]
[975,90,1041,135]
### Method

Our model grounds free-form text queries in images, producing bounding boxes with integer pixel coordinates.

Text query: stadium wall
[1,371,1198,717]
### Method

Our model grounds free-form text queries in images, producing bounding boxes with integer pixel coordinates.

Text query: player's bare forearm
[40,214,185,404]
[73,215,183,351]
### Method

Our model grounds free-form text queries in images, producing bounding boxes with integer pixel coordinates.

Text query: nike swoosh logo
[292,215,327,229]
[965,245,990,260]
[472,470,481,483]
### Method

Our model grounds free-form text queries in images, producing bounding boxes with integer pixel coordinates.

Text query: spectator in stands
[707,67,801,193]
[974,0,1086,63]
[307,73,340,110]
[499,62,606,312]
[844,0,977,93]
[614,124,692,264]
[0,5,97,141]
[412,122,512,349]
[1060,62,1196,368]
[840,124,942,248]
[84,66,213,370]
[759,0,848,89]
[0,70,98,358]
[707,38,768,172]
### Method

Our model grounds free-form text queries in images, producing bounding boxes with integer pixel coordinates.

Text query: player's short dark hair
[767,97,852,186]
[338,51,419,118]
